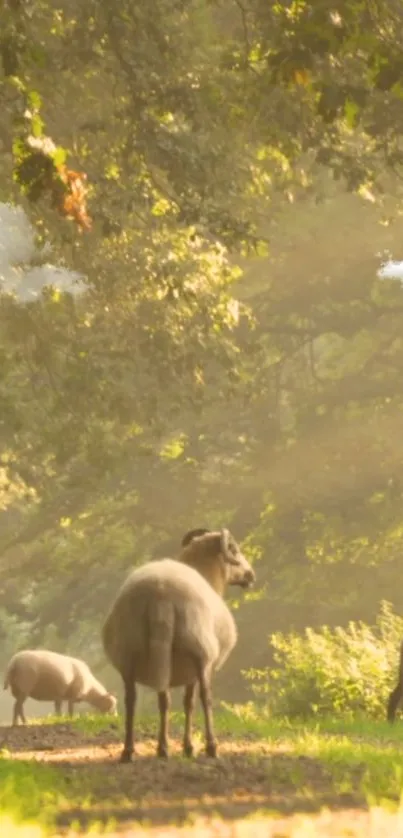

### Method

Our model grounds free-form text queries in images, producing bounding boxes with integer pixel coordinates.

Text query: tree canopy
[2,0,403,697]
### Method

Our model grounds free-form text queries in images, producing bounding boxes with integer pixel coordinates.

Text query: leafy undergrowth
[2,704,403,835]
[243,601,403,721]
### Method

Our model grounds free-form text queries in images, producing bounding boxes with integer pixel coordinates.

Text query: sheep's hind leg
[183,682,197,757]
[157,690,171,758]
[198,667,217,758]
[120,668,137,763]
[387,681,402,722]
[19,701,27,724]
[12,691,26,726]
[12,699,20,726]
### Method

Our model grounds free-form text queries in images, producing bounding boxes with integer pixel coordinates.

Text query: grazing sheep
[387,639,403,722]
[102,527,255,762]
[3,649,117,725]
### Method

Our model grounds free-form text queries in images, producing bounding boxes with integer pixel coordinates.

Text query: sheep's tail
[387,638,403,723]
[147,594,174,692]
[3,669,10,691]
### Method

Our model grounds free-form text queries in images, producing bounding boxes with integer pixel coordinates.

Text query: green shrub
[243,600,403,719]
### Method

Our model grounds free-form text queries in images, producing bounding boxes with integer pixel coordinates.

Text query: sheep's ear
[181,528,210,547]
[220,528,238,565]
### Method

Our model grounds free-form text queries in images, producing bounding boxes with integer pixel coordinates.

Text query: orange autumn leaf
[55,164,92,231]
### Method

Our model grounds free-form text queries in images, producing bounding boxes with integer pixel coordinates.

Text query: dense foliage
[2,1,403,696]
[244,601,403,719]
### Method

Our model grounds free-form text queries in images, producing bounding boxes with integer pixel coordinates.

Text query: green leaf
[52,146,67,167]
[344,98,359,129]
[27,90,42,111]
[31,113,44,138]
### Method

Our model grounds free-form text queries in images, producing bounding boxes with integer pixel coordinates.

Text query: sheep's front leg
[157,690,170,758]
[183,682,197,757]
[54,699,62,716]
[198,667,217,758]
[120,672,137,763]
[67,699,75,718]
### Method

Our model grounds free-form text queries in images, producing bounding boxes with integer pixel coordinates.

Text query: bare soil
[0,721,382,836]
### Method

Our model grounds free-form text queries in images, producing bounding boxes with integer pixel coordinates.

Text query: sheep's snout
[240,567,255,589]
[226,549,256,589]
[101,693,118,714]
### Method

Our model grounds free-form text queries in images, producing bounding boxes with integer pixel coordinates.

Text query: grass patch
[19,711,121,734]
[220,703,403,804]
[0,758,65,826]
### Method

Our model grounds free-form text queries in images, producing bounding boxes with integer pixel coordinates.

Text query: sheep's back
[5,650,78,701]
[102,559,238,686]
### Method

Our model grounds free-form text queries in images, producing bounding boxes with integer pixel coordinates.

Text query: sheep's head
[98,693,118,715]
[217,528,255,590]
[181,527,255,593]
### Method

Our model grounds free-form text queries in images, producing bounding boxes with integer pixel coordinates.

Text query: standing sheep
[102,527,255,762]
[3,649,117,725]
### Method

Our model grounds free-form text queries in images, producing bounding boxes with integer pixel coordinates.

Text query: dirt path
[0,721,394,837]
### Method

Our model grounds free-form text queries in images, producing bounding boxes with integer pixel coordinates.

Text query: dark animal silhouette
[387,639,403,722]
